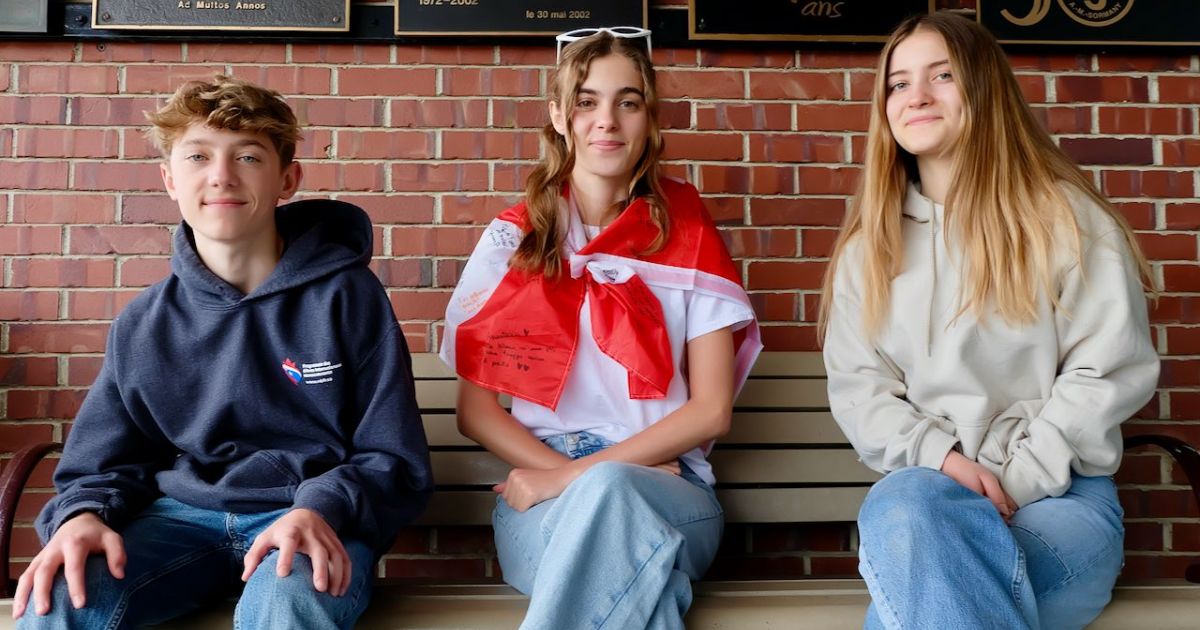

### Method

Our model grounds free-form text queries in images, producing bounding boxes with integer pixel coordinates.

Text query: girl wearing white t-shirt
[440,29,760,630]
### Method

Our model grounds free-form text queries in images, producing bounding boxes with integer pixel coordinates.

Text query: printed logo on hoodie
[282,358,303,385]
[282,357,343,386]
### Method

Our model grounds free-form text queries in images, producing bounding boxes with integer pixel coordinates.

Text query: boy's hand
[941,450,1017,522]
[12,512,126,619]
[241,508,351,597]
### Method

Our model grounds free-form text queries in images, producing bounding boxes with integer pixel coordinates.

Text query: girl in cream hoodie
[820,13,1158,630]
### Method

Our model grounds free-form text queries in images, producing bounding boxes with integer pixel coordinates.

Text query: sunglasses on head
[555,26,653,64]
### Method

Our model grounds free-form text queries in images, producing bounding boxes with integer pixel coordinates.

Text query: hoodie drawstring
[927,197,937,358]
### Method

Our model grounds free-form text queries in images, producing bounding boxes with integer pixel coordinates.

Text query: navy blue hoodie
[36,199,433,553]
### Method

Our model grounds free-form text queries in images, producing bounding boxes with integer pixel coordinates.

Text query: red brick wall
[3,11,1199,583]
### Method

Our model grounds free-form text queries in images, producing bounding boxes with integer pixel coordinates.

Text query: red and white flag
[441,178,761,410]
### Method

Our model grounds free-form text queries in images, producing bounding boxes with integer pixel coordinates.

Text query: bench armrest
[0,442,62,598]
[1123,434,1200,583]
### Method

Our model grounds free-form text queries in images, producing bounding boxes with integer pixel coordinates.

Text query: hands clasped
[941,451,1019,521]
[494,459,683,512]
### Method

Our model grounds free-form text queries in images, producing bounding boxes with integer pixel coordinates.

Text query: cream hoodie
[823,184,1159,507]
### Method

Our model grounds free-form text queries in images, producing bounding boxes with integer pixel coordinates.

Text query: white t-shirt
[441,186,763,486]
[510,224,755,484]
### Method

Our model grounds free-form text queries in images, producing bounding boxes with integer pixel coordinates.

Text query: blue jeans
[493,431,724,630]
[858,467,1124,630]
[16,497,375,630]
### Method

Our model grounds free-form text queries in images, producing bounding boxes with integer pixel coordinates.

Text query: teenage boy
[12,75,432,629]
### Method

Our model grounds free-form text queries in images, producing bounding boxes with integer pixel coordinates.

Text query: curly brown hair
[145,75,301,165]
[512,33,668,278]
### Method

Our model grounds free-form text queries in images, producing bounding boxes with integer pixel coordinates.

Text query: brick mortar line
[18,62,1200,76]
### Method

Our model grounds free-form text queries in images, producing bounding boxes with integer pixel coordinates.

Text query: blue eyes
[888,72,953,93]
[183,154,262,163]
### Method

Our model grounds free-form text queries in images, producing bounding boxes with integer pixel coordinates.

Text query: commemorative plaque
[689,0,934,42]
[395,0,647,36]
[92,0,351,31]
[0,0,49,33]
[979,1,1200,45]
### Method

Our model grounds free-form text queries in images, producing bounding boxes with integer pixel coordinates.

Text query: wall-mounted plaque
[0,0,49,33]
[979,1,1200,45]
[689,0,934,42]
[92,0,350,31]
[395,0,647,36]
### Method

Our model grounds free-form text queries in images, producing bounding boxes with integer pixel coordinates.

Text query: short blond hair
[145,75,301,164]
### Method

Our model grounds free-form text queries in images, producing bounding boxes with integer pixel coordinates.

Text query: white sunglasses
[555,26,653,64]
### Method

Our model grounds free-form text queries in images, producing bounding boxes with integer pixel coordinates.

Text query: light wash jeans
[16,497,375,630]
[493,431,724,630]
[858,467,1125,630]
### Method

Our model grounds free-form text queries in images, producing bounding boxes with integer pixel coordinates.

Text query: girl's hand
[940,451,1017,521]
[494,466,580,512]
[494,459,682,512]
[652,459,682,476]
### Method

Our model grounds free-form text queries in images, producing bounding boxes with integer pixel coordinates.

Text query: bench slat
[747,352,827,377]
[710,451,879,484]
[422,414,469,446]
[423,412,849,447]
[428,450,877,486]
[720,412,846,445]
[716,487,871,523]
[734,379,828,409]
[411,354,454,379]
[416,381,511,410]
[410,352,827,380]
[416,378,828,410]
[416,487,869,525]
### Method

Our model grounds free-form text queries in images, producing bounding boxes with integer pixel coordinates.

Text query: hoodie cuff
[914,428,961,472]
[293,482,350,533]
[1000,459,1052,509]
[39,497,111,544]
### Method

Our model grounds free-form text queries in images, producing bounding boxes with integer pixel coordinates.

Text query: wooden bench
[2,351,1199,628]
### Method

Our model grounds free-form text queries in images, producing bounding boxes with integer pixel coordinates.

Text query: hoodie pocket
[977,400,1042,469]
[216,450,302,490]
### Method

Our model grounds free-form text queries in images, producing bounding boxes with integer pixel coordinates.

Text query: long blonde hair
[818,12,1152,340]
[510,33,668,278]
